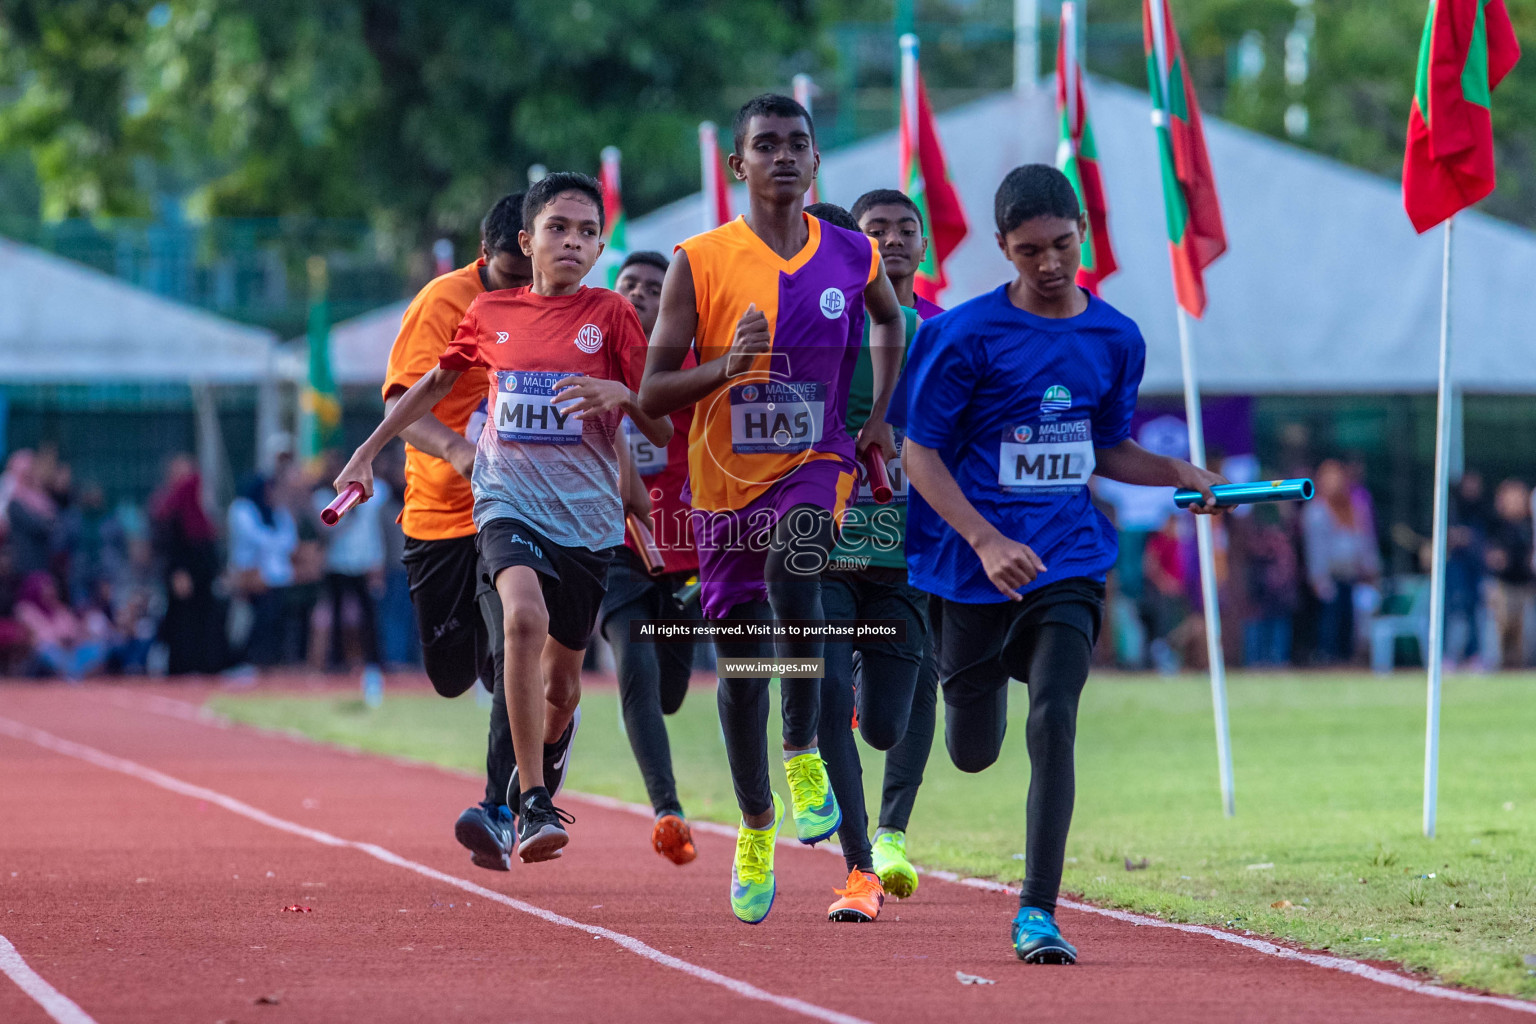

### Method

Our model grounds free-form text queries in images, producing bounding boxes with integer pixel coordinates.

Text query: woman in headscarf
[16,570,106,680]
[150,455,225,675]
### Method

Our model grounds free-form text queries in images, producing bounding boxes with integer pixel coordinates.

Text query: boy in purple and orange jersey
[339,173,673,864]
[639,94,906,925]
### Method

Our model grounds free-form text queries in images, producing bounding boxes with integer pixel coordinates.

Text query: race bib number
[855,430,909,505]
[492,371,584,445]
[998,420,1095,492]
[623,417,667,476]
[729,381,825,454]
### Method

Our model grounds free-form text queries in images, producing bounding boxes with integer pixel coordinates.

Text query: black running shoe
[507,706,582,803]
[454,803,515,871]
[517,793,575,864]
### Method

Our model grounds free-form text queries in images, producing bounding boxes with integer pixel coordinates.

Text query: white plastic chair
[1370,575,1430,674]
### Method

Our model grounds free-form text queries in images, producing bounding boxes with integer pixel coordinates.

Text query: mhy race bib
[493,371,585,445]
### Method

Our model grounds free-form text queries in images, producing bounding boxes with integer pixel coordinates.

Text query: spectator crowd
[0,440,418,682]
[3,438,1534,682]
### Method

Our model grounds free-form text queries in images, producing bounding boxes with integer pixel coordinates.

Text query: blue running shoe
[454,803,515,871]
[1011,907,1078,964]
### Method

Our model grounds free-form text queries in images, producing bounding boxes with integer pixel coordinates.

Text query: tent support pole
[1424,215,1454,839]
[1178,306,1235,818]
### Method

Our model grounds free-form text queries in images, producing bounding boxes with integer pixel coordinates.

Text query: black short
[476,517,612,652]
[401,533,485,654]
[930,577,1104,708]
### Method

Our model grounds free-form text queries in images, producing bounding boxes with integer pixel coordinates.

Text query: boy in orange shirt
[339,174,672,861]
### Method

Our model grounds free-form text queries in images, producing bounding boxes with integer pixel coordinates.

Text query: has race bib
[729,381,825,454]
[998,420,1095,492]
[493,371,585,445]
[623,417,667,476]
[855,430,909,505]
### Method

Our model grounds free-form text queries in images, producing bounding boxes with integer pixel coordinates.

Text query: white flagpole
[1151,0,1234,818]
[792,74,820,202]
[1178,308,1236,818]
[1014,0,1039,94]
[699,122,719,233]
[1424,215,1455,839]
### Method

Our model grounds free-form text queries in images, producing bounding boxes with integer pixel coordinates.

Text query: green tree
[0,0,834,245]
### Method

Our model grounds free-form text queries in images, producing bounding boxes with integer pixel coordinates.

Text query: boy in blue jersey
[896,165,1225,964]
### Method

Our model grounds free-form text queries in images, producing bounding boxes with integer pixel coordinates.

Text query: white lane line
[0,716,871,1024]
[0,936,100,1024]
[110,692,1536,1016]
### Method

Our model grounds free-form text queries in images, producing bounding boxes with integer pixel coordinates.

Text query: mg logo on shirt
[819,287,846,320]
[1040,385,1072,415]
[574,323,604,354]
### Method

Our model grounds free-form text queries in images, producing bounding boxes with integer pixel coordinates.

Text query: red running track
[0,682,1531,1024]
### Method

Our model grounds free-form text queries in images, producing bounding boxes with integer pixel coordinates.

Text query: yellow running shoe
[827,868,885,922]
[784,752,841,845]
[871,830,920,899]
[730,793,782,924]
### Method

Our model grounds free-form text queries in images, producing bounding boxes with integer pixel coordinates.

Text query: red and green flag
[599,146,627,286]
[1144,0,1227,318]
[1056,2,1118,295]
[699,121,733,230]
[899,33,969,303]
[1403,0,1521,233]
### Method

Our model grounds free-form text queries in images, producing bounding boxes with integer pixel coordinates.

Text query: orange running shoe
[652,813,697,865]
[827,868,885,922]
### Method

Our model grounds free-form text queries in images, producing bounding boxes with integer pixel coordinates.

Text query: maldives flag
[899,34,968,302]
[1056,2,1118,294]
[599,146,627,286]
[699,121,734,230]
[1403,0,1521,233]
[1144,0,1227,318]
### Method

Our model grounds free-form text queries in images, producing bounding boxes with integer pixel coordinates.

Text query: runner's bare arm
[639,251,761,417]
[856,262,904,459]
[383,393,477,480]
[336,367,463,500]
[1094,438,1228,514]
[903,440,1046,601]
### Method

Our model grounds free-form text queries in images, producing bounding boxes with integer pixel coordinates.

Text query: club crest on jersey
[819,287,845,320]
[1013,425,1033,443]
[574,323,603,354]
[1040,385,1072,415]
[495,331,509,345]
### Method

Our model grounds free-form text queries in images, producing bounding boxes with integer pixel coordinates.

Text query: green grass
[211,672,1536,998]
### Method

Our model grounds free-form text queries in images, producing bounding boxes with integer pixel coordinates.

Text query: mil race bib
[493,371,585,445]
[998,420,1095,492]
[855,430,909,505]
[623,417,667,476]
[729,381,825,454]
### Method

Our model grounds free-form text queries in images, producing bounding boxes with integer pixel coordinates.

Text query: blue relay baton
[1173,478,1314,509]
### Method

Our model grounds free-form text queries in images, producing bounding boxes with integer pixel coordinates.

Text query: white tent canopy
[318,299,410,386]
[625,79,1536,395]
[0,237,280,383]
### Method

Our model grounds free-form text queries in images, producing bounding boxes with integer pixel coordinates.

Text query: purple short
[689,457,855,620]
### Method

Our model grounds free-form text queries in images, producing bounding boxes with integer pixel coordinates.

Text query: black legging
[944,622,1092,916]
[475,587,516,810]
[878,642,938,834]
[602,584,695,815]
[819,575,926,871]
[714,504,836,818]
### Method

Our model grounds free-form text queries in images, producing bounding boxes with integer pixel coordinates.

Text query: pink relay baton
[321,483,365,526]
[861,447,894,505]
